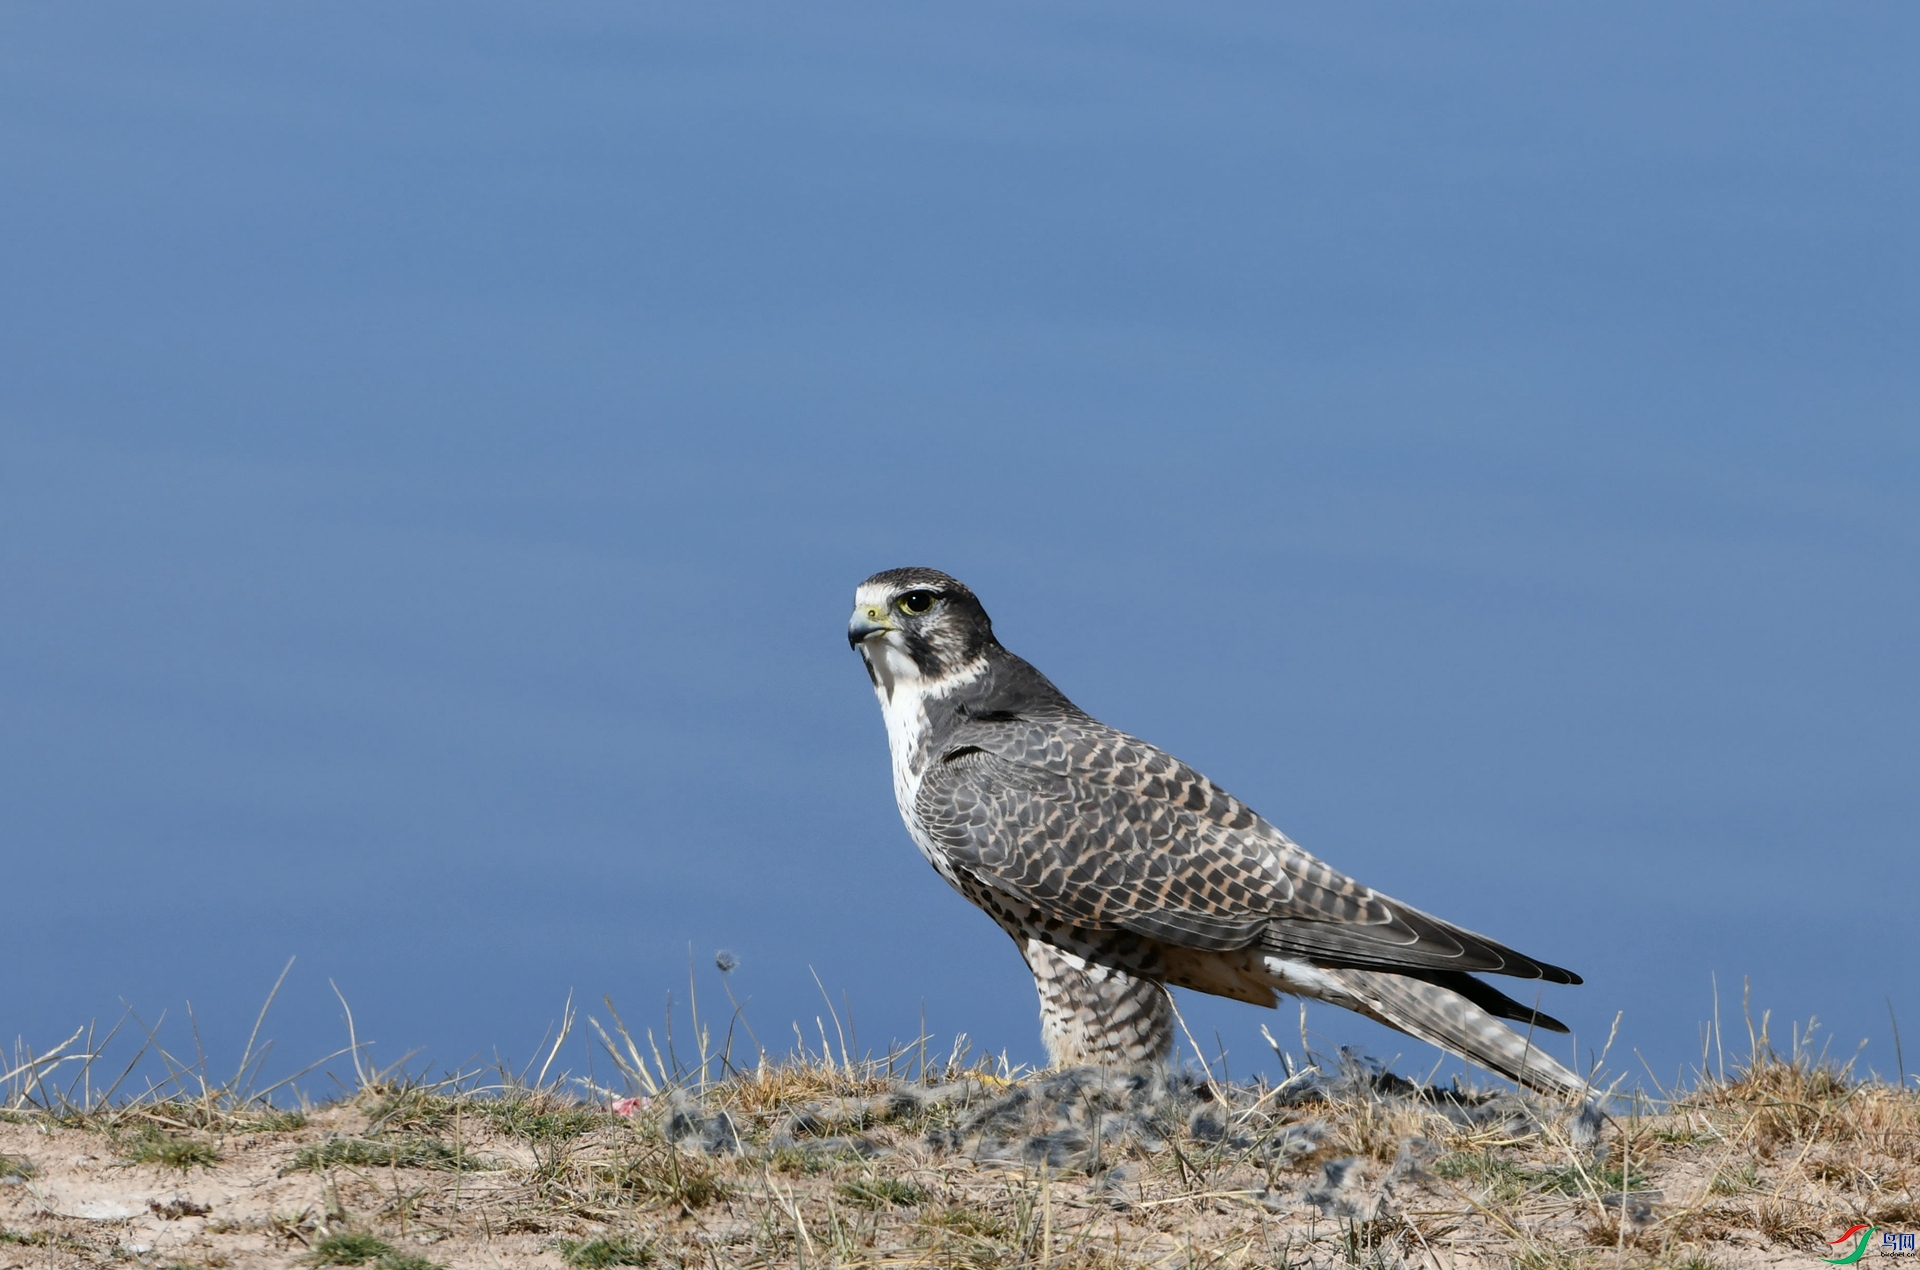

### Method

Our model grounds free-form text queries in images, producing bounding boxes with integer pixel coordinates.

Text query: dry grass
[0,978,1913,1268]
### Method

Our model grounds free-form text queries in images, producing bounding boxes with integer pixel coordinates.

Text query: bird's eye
[897,590,937,615]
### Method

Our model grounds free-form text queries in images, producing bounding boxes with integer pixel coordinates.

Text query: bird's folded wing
[918,727,1577,984]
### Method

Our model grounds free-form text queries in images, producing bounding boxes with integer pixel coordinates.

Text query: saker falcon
[848,567,1586,1096]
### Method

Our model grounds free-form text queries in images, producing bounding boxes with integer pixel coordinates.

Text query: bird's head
[848,567,996,695]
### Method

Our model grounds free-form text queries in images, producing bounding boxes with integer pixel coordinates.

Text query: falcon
[848,567,1586,1096]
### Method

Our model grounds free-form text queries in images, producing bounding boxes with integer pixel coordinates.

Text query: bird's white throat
[863,643,985,817]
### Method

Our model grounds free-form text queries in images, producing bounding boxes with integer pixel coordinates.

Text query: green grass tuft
[286,1135,485,1174]
[599,1143,730,1211]
[1511,1248,1595,1270]
[1436,1149,1648,1201]
[308,1232,396,1265]
[838,1177,928,1208]
[122,1127,220,1171]
[238,1107,309,1133]
[1708,1160,1762,1194]
[304,1230,445,1269]
[921,1206,1009,1238]
[557,1235,655,1267]
[1537,1160,1650,1196]
[1433,1149,1535,1202]
[364,1089,455,1134]
[0,1153,34,1181]
[479,1098,601,1143]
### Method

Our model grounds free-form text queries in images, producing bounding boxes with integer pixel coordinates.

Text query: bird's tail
[1317,966,1587,1098]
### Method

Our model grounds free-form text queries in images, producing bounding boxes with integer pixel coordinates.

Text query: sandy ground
[0,1058,1913,1269]
[1,1104,567,1269]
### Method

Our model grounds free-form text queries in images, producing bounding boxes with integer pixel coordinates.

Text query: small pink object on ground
[610,1097,647,1118]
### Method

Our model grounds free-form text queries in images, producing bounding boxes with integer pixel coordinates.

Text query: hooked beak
[848,605,894,650]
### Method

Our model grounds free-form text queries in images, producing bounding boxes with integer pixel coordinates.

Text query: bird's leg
[1021,936,1174,1067]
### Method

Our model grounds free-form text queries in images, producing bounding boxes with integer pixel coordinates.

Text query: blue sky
[3,3,1915,1094]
